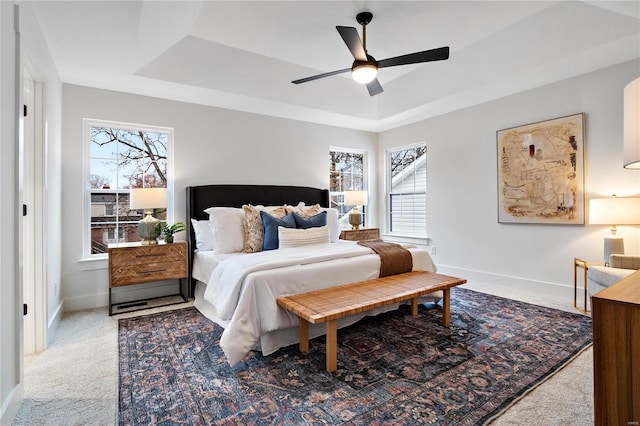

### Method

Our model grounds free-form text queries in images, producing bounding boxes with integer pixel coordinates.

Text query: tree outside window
[387,145,427,236]
[329,149,366,228]
[87,122,170,255]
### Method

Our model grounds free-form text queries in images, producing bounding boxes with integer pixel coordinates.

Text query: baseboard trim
[436,264,573,302]
[47,301,64,346]
[0,381,23,426]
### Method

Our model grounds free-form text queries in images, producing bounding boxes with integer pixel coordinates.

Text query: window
[386,144,427,236]
[85,119,172,256]
[329,148,366,228]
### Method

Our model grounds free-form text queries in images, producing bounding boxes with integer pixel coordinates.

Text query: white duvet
[197,240,437,366]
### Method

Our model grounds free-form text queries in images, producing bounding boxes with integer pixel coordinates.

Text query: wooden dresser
[339,228,380,241]
[591,270,640,425]
[108,242,188,315]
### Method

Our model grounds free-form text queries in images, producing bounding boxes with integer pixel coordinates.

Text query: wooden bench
[276,271,467,372]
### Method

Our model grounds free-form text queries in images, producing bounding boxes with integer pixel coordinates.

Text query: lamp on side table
[344,190,368,229]
[130,188,167,245]
[589,195,640,265]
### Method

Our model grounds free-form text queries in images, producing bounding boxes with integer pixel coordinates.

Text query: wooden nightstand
[339,228,380,241]
[108,242,188,315]
[592,272,640,424]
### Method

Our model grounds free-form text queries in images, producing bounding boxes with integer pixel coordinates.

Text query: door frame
[22,63,46,355]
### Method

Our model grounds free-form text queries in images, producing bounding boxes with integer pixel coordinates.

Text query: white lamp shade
[624,77,640,169]
[589,197,640,225]
[129,188,167,210]
[344,190,368,206]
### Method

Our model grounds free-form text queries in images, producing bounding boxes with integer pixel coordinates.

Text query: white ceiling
[30,1,640,132]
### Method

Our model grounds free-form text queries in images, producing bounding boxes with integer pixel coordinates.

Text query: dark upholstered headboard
[185,184,330,296]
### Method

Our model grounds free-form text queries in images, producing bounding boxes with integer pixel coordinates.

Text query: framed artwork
[497,113,585,224]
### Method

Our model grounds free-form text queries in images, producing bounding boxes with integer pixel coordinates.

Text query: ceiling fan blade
[366,79,383,96]
[292,68,351,85]
[336,26,367,61]
[377,46,450,69]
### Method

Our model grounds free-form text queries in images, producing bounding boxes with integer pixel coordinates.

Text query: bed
[186,184,440,366]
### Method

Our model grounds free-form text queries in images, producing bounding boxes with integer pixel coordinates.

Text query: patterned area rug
[118,288,592,425]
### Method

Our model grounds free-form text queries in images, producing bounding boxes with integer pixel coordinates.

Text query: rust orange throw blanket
[357,239,413,277]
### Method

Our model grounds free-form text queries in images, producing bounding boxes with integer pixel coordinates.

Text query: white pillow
[278,225,330,248]
[190,219,214,251]
[321,208,340,243]
[204,207,245,253]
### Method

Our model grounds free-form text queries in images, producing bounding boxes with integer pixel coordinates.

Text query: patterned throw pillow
[242,205,288,253]
[286,202,322,218]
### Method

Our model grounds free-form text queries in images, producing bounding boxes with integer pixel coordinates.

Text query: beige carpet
[12,283,593,425]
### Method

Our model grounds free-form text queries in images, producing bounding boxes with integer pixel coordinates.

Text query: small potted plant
[156,221,185,243]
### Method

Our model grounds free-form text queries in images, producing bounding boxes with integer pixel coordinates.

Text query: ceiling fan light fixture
[352,63,377,84]
[292,11,449,96]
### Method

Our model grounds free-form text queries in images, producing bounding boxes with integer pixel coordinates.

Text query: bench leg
[411,297,418,316]
[326,320,337,372]
[299,319,309,353]
[442,288,451,327]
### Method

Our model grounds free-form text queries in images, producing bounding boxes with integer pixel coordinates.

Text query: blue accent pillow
[293,211,327,229]
[261,211,296,251]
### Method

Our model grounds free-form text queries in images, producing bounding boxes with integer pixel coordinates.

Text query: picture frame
[497,113,585,224]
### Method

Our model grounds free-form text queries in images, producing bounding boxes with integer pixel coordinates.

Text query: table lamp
[129,188,167,245]
[344,190,368,229]
[589,195,640,265]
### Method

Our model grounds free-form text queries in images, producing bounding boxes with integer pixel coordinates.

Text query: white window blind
[387,145,427,236]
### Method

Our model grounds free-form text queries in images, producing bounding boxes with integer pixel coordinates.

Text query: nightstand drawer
[110,260,188,287]
[339,228,380,241]
[109,244,186,267]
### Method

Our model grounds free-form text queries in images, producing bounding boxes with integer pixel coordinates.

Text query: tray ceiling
[30,1,640,131]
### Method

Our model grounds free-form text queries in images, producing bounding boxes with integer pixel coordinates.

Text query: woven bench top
[277,271,466,324]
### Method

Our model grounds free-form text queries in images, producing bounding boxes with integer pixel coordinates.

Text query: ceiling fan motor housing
[356,12,373,26]
[352,54,377,71]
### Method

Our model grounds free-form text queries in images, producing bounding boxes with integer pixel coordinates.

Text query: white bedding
[192,250,241,283]
[193,240,439,366]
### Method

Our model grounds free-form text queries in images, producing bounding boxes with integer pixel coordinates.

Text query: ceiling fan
[292,12,450,96]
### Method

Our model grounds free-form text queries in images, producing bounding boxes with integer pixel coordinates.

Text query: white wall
[0,3,21,423]
[1,2,62,422]
[61,84,377,311]
[378,59,640,299]
[18,0,63,346]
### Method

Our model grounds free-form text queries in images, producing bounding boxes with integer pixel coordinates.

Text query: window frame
[329,146,368,229]
[82,118,174,259]
[384,142,428,242]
